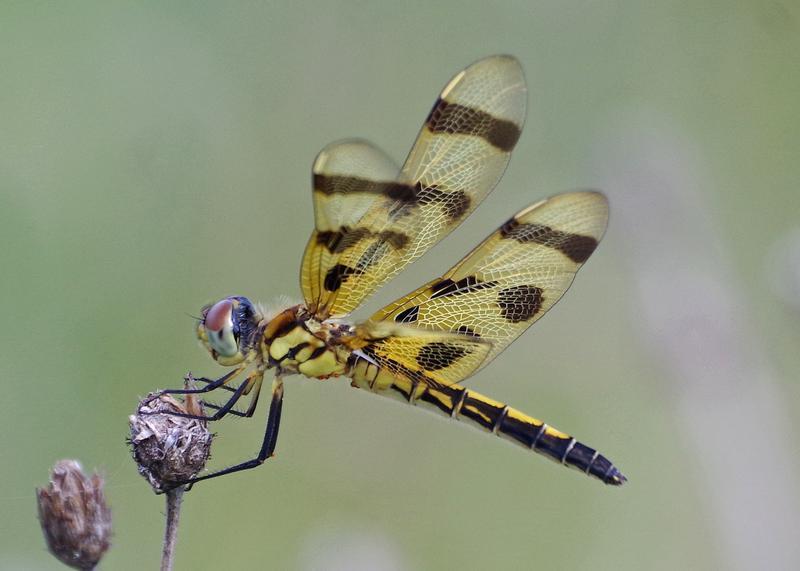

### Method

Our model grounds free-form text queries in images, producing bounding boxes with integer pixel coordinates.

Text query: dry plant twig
[129,375,213,570]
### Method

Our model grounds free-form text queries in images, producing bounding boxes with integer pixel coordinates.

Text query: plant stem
[160,487,185,571]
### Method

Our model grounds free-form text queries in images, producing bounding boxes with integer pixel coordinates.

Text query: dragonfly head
[197,296,260,365]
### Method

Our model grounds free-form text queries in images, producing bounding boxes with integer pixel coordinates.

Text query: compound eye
[204,299,238,357]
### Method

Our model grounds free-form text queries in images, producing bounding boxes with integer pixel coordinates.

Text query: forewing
[302,55,527,318]
[370,191,609,371]
[301,139,401,309]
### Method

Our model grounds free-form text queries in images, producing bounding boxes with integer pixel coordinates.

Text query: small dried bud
[129,378,213,492]
[36,460,112,571]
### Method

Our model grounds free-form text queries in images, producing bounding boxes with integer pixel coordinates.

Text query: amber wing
[370,191,609,371]
[301,55,527,319]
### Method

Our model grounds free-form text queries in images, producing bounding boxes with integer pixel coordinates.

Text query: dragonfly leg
[201,373,264,419]
[158,367,244,396]
[178,377,284,488]
[201,402,248,418]
[192,375,238,394]
[160,371,263,422]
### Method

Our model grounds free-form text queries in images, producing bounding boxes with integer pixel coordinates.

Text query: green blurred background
[2,2,799,570]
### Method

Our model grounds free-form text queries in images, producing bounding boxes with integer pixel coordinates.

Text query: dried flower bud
[36,460,112,570]
[129,377,213,492]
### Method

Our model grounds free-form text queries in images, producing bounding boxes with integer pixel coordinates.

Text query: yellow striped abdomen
[349,353,625,485]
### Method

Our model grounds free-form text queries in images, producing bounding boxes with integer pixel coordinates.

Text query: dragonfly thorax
[260,305,350,378]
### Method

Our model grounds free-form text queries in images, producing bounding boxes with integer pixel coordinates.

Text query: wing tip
[514,189,608,215]
[471,53,522,68]
[468,54,525,84]
[450,54,526,93]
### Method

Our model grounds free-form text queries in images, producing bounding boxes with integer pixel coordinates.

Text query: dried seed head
[36,460,112,571]
[129,380,213,492]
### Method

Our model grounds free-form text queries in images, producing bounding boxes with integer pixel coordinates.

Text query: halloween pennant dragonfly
[160,55,626,487]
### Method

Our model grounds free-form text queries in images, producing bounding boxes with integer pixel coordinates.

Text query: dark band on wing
[387,185,471,222]
[425,187,470,221]
[500,219,599,264]
[426,98,521,152]
[322,240,396,292]
[315,174,470,223]
[430,275,498,299]
[497,285,543,323]
[314,174,410,197]
[416,342,469,371]
[362,344,430,387]
[394,305,419,323]
[324,264,363,292]
[455,325,480,338]
[316,226,409,253]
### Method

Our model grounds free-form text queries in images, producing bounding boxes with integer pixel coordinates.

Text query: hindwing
[352,322,492,390]
[371,191,609,372]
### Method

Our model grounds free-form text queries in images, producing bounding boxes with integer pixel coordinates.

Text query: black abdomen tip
[587,452,627,486]
[605,467,627,486]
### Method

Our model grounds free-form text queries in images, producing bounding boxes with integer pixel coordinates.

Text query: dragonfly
[160,55,626,487]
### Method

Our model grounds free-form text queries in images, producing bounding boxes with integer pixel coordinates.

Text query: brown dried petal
[36,460,112,571]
